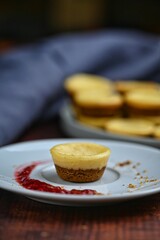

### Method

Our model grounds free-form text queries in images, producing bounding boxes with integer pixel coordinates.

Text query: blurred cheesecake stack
[64,73,160,139]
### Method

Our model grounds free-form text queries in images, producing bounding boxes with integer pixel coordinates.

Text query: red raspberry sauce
[15,161,98,195]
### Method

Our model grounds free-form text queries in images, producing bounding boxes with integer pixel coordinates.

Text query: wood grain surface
[0,117,160,240]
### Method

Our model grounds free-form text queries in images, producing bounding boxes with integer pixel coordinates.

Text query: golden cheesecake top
[64,73,113,95]
[50,142,111,169]
[77,114,113,128]
[125,89,160,109]
[104,118,155,137]
[74,90,123,108]
[115,80,159,94]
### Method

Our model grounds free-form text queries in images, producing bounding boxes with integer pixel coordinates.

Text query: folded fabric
[0,29,160,146]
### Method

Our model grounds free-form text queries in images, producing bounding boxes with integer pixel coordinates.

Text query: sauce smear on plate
[15,162,98,195]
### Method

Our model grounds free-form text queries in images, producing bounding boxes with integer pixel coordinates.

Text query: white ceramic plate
[0,139,160,206]
[60,102,160,148]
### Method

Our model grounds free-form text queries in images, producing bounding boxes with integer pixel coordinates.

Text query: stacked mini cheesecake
[64,73,160,139]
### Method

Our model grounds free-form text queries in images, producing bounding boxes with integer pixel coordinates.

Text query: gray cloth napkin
[0,29,160,146]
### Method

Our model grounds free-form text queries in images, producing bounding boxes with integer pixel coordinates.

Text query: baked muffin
[64,73,113,97]
[104,118,154,137]
[50,142,111,183]
[73,89,123,117]
[115,80,159,94]
[124,88,160,117]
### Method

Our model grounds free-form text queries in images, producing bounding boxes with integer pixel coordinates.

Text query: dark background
[0,0,160,42]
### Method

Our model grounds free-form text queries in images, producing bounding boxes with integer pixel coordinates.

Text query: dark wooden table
[0,117,160,240]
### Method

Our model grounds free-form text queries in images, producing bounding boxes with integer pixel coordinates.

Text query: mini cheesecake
[77,114,112,128]
[73,90,123,117]
[124,88,160,117]
[64,73,113,97]
[104,118,155,137]
[115,80,159,94]
[50,142,111,183]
